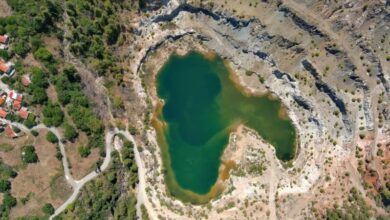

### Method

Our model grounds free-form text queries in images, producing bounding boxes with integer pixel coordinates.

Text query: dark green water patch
[155,51,296,201]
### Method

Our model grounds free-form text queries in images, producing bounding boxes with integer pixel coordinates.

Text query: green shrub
[63,123,78,141]
[42,203,55,215]
[3,192,17,208]
[78,145,90,158]
[46,131,59,143]
[0,179,11,192]
[31,130,39,137]
[22,145,38,163]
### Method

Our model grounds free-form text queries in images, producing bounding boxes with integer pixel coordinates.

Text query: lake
[154,51,296,202]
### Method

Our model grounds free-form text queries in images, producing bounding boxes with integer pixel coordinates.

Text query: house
[0,35,9,49]
[0,108,7,118]
[21,75,31,87]
[0,60,15,76]
[8,91,23,110]
[0,95,5,106]
[8,91,22,101]
[13,100,21,110]
[4,124,17,138]
[0,35,9,44]
[18,107,29,120]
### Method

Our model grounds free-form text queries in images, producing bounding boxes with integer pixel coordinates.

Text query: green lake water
[156,52,296,201]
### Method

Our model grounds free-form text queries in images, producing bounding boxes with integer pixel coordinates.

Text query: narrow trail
[50,131,115,219]
[115,129,158,220]
[0,118,115,219]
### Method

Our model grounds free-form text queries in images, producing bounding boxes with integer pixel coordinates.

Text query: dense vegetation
[64,0,134,76]
[55,67,103,134]
[54,67,104,155]
[121,137,139,188]
[0,0,62,57]
[0,161,18,219]
[62,123,78,141]
[43,102,64,127]
[324,187,388,220]
[55,151,138,219]
[29,67,50,105]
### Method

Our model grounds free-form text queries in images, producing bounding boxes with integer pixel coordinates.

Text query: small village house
[0,95,6,106]
[18,107,29,120]
[0,35,9,49]
[4,124,17,138]
[0,108,7,118]
[13,100,22,110]
[0,60,15,76]
[8,91,22,101]
[7,91,23,109]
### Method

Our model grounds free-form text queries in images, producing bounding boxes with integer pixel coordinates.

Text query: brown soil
[9,129,71,218]
[22,53,44,68]
[0,0,12,17]
[0,134,34,167]
[65,132,100,180]
[46,84,59,103]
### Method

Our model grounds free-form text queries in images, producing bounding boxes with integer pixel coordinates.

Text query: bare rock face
[126,0,390,219]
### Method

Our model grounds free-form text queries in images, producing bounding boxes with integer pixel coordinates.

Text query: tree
[31,130,39,137]
[43,102,64,127]
[23,114,37,128]
[0,179,11,192]
[31,87,48,104]
[22,145,38,163]
[30,35,42,51]
[33,47,54,64]
[42,203,55,215]
[46,131,59,143]
[3,192,17,208]
[63,123,78,141]
[381,188,390,204]
[104,23,120,45]
[31,67,49,88]
[12,40,30,57]
[0,50,10,60]
[78,145,90,158]
[0,164,17,178]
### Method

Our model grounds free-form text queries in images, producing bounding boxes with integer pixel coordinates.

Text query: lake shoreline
[145,48,298,203]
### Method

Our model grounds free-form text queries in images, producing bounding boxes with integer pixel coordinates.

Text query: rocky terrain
[118,0,390,219]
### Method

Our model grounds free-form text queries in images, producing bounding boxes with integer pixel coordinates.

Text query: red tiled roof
[0,35,8,44]
[0,108,7,118]
[0,61,10,73]
[8,91,22,101]
[13,100,21,110]
[8,91,15,99]
[16,94,23,102]
[18,108,29,120]
[4,124,16,138]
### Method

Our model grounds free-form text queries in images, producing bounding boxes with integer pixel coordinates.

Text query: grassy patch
[49,172,72,200]
[0,143,13,152]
